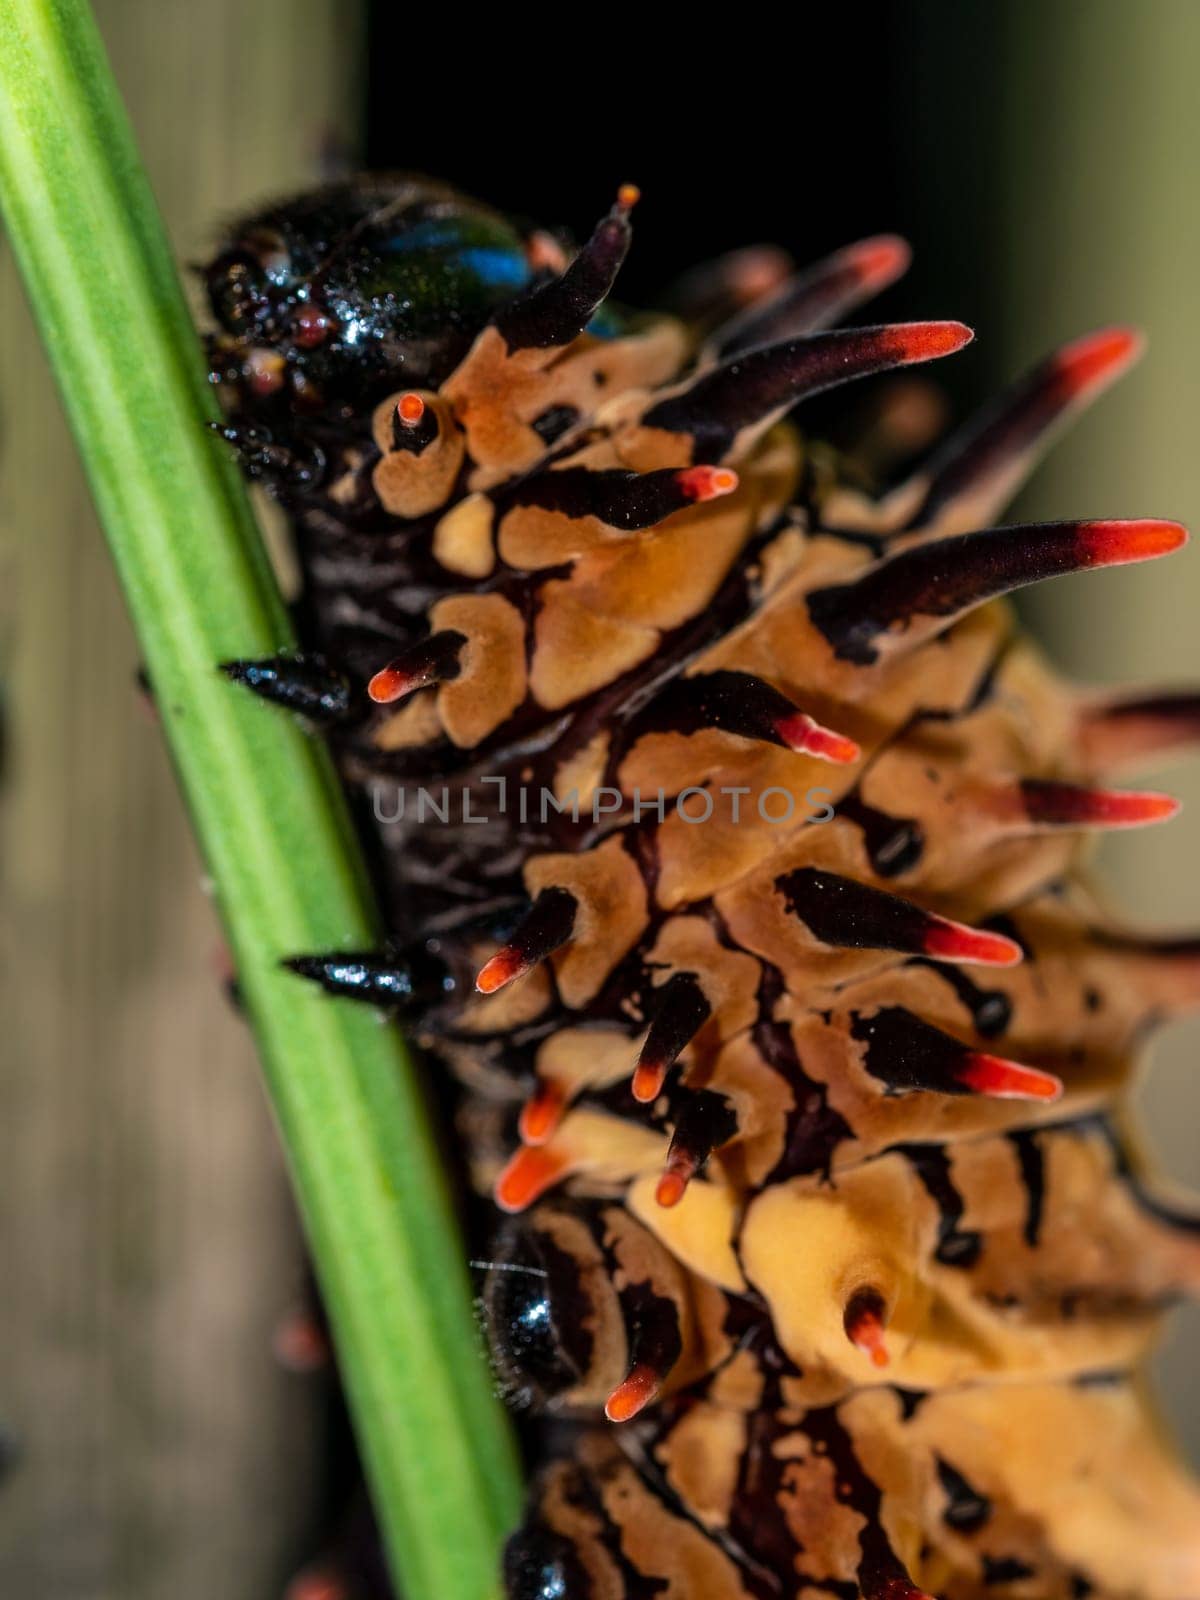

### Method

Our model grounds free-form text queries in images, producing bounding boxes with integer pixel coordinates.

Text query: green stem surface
[0,2,522,1593]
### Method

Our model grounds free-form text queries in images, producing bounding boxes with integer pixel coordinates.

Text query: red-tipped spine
[956,1052,1063,1101]
[494,187,634,351]
[1019,779,1181,830]
[774,711,862,764]
[903,326,1144,531]
[389,390,439,453]
[474,887,578,995]
[809,519,1188,666]
[1052,326,1144,396]
[633,973,712,1104]
[604,1362,661,1423]
[655,1091,737,1207]
[1074,518,1187,566]
[367,629,466,705]
[637,670,859,762]
[396,391,425,426]
[675,465,739,502]
[494,1145,568,1213]
[922,920,1023,967]
[474,946,531,996]
[518,1080,567,1146]
[776,867,1022,966]
[844,1287,890,1368]
[632,1058,670,1105]
[509,464,739,529]
[643,321,973,460]
[655,1157,694,1210]
[711,233,913,356]
[851,1006,1062,1101]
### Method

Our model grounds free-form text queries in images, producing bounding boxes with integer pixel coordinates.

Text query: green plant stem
[0,2,523,1593]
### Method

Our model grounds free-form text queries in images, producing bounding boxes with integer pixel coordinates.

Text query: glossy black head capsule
[206,176,539,412]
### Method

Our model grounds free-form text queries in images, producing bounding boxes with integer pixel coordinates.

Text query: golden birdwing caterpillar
[207,178,1200,1600]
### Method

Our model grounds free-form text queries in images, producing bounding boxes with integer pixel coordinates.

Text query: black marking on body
[916,959,1013,1038]
[757,1015,854,1180]
[895,1145,983,1268]
[531,405,581,446]
[983,1556,1036,1585]
[837,792,926,878]
[1006,1130,1046,1248]
[935,1456,992,1532]
[800,1403,924,1600]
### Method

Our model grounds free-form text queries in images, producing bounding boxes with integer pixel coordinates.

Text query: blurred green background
[1,1,1197,1594]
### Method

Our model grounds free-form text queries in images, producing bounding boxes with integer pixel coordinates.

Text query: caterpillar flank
[203,176,1200,1600]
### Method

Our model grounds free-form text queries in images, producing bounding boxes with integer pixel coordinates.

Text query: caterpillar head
[205,176,542,416]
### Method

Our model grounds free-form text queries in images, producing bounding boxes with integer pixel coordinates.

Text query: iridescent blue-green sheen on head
[206,176,539,402]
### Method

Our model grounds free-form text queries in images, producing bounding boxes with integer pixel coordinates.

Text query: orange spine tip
[365,629,465,705]
[847,234,913,289]
[475,946,528,995]
[775,711,861,764]
[1076,518,1188,565]
[675,465,739,502]
[474,886,578,995]
[634,973,711,1103]
[604,1362,661,1423]
[616,182,641,211]
[891,320,975,361]
[518,1081,566,1145]
[844,1288,890,1367]
[396,391,426,425]
[922,921,1024,967]
[1053,325,1144,395]
[632,1058,669,1104]
[958,1052,1063,1102]
[367,663,417,704]
[494,1145,567,1213]
[655,1166,690,1209]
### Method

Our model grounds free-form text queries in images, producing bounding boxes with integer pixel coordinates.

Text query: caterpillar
[204,176,1200,1600]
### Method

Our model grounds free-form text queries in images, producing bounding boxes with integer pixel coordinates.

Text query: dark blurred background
[2,1,1197,1594]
